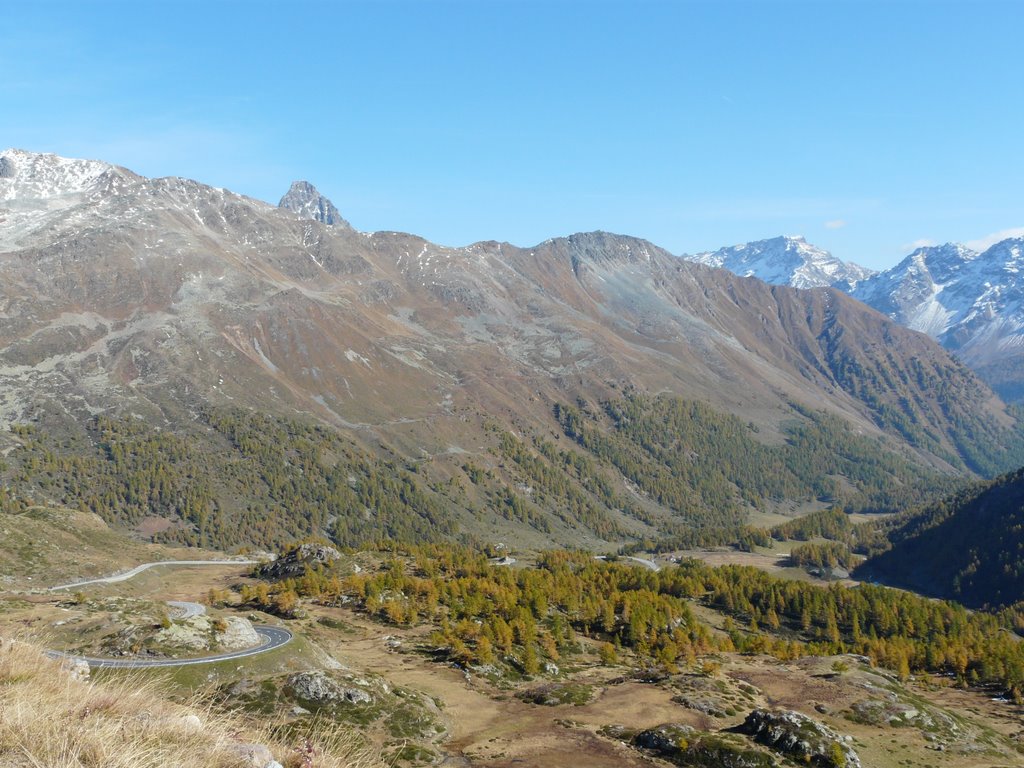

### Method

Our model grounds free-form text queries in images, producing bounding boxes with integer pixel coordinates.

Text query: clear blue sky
[3,0,1022,269]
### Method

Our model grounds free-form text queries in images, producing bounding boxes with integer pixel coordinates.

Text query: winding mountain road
[47,626,293,669]
[167,600,207,619]
[47,559,260,592]
[46,558,292,668]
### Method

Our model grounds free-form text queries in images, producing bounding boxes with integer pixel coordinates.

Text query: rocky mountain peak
[278,180,351,229]
[552,231,667,266]
[910,242,976,276]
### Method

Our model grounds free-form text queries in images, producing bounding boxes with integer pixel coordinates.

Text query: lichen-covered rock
[286,671,373,706]
[633,724,774,768]
[635,723,696,754]
[153,615,214,651]
[739,709,860,768]
[149,614,259,653]
[342,686,373,704]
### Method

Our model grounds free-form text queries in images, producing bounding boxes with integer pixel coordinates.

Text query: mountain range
[687,235,1024,402]
[2,148,1023,549]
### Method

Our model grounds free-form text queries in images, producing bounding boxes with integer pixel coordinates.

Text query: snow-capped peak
[0,148,116,202]
[685,235,875,290]
[0,149,140,252]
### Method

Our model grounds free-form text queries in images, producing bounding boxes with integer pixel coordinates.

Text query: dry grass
[0,636,381,768]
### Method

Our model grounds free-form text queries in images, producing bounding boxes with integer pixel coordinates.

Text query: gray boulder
[60,656,90,682]
[226,743,275,768]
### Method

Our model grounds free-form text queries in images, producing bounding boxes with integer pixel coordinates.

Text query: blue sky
[3,0,1022,269]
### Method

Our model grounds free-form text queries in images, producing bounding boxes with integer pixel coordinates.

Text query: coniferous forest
[5,393,1024,705]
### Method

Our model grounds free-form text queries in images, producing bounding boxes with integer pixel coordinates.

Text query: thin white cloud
[903,238,936,251]
[824,219,846,230]
[965,227,1024,252]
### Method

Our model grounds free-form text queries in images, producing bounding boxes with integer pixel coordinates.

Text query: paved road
[47,625,293,669]
[166,600,206,619]
[625,556,661,572]
[594,555,661,572]
[45,558,290,668]
[47,559,260,592]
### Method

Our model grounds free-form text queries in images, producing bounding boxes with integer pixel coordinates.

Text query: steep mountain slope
[851,239,1024,401]
[686,235,875,290]
[2,149,1022,549]
[0,497,220,588]
[860,467,1024,608]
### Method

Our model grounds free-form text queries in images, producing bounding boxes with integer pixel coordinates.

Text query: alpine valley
[4,149,1024,768]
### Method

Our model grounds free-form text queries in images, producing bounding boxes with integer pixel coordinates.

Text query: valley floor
[3,555,1023,768]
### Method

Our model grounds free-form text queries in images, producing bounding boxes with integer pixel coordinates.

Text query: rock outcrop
[286,671,373,706]
[738,709,860,768]
[153,614,260,652]
[259,543,342,580]
[218,616,263,650]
